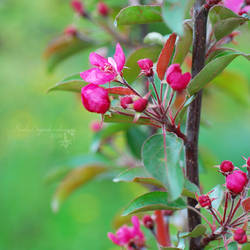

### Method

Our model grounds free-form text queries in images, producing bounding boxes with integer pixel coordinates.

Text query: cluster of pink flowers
[107,216,145,249]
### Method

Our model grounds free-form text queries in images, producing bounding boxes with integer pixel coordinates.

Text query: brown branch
[185,1,208,249]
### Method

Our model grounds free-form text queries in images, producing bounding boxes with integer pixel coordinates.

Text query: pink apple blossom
[107,216,145,249]
[71,0,85,16]
[226,170,248,194]
[137,58,154,77]
[80,43,125,85]
[220,160,234,173]
[81,84,110,114]
[166,64,192,91]
[223,0,250,14]
[233,228,247,244]
[97,1,109,17]
[120,96,133,109]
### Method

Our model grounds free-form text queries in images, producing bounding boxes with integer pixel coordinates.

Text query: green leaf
[210,184,224,210]
[182,179,200,199]
[144,32,164,46]
[123,191,186,216]
[126,127,149,159]
[160,248,181,250]
[162,0,189,35]
[209,5,249,41]
[48,73,85,93]
[91,123,131,152]
[114,167,165,188]
[142,133,184,200]
[180,224,207,238]
[115,5,162,26]
[242,243,250,250]
[44,167,71,185]
[44,34,94,72]
[228,241,238,250]
[123,45,162,83]
[173,20,193,65]
[51,165,107,212]
[104,112,160,127]
[187,49,250,96]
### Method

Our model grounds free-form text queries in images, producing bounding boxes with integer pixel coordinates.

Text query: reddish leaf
[242,197,250,212]
[156,33,177,80]
[107,87,134,96]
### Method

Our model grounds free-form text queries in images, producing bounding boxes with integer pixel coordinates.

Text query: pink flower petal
[114,43,125,73]
[223,0,243,13]
[80,68,115,85]
[107,232,121,246]
[89,52,109,68]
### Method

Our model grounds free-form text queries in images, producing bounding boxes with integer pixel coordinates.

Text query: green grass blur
[0,1,249,250]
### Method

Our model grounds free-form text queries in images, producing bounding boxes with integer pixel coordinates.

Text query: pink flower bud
[166,64,191,91]
[137,58,154,77]
[142,215,154,230]
[234,228,247,244]
[247,157,250,167]
[64,25,77,36]
[71,0,85,16]
[133,98,148,112]
[97,1,109,17]
[120,96,133,109]
[198,194,212,208]
[220,160,234,174]
[226,170,248,194]
[81,84,110,114]
[90,121,103,132]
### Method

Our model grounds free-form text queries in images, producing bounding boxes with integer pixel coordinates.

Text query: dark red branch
[185,1,208,249]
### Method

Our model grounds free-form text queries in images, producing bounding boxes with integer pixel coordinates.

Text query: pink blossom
[80,43,125,85]
[223,0,250,14]
[220,160,234,173]
[107,216,145,249]
[234,228,247,244]
[137,58,154,77]
[97,1,109,17]
[81,84,110,114]
[226,170,248,194]
[166,64,191,91]
[142,215,154,230]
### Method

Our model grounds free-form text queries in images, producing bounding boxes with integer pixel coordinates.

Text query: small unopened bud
[90,121,103,132]
[247,157,250,167]
[226,170,248,195]
[64,25,77,36]
[137,58,154,77]
[233,228,247,244]
[97,1,109,17]
[133,98,148,112]
[142,215,154,230]
[71,0,86,16]
[245,0,250,6]
[120,96,133,109]
[163,210,174,216]
[238,9,248,15]
[220,160,234,174]
[198,194,212,208]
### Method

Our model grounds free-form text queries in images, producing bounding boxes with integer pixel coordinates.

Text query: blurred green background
[0,0,249,250]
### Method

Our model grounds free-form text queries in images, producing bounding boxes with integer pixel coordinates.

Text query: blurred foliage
[0,0,250,250]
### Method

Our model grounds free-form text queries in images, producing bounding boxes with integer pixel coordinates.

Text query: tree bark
[185,1,208,249]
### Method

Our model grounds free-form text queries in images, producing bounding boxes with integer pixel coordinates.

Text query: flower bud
[234,228,247,244]
[97,1,109,17]
[226,170,248,194]
[220,160,234,174]
[90,121,103,132]
[81,84,110,114]
[64,25,77,36]
[120,96,133,109]
[247,157,250,167]
[142,215,154,230]
[133,98,148,112]
[166,64,191,91]
[198,194,212,208]
[71,0,86,16]
[137,58,154,77]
